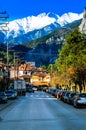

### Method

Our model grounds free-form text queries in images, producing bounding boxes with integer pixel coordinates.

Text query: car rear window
[80,93,86,97]
[71,93,76,97]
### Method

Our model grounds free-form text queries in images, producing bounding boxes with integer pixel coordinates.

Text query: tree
[55,29,86,92]
[40,65,46,70]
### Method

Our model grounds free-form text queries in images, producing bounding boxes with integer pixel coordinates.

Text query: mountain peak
[57,12,83,26]
[37,12,47,17]
[2,11,83,43]
[47,12,59,19]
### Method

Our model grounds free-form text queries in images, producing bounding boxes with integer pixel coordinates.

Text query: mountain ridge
[0,17,82,67]
[0,11,83,67]
[23,19,82,66]
[2,11,83,44]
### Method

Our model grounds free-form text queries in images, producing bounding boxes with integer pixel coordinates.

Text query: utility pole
[0,11,9,65]
[13,52,15,79]
[50,64,52,87]
[7,41,9,67]
[0,11,9,89]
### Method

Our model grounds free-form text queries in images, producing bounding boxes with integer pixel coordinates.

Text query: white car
[73,93,86,108]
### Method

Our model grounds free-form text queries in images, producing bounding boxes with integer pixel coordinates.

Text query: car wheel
[0,98,2,103]
[73,102,78,108]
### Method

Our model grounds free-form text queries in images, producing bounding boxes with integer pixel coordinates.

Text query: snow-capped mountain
[7,12,59,38]
[0,11,83,67]
[2,12,83,44]
[57,12,82,26]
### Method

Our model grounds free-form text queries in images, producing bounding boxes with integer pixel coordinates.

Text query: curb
[0,100,15,111]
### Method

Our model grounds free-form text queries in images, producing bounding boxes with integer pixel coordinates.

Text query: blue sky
[0,0,86,20]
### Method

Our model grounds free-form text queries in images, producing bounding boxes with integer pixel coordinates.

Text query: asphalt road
[0,91,86,130]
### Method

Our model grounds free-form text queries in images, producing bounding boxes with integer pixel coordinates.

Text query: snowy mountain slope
[7,13,57,38]
[57,12,82,26]
[0,14,82,67]
[6,12,83,38]
[0,11,82,45]
[9,22,61,45]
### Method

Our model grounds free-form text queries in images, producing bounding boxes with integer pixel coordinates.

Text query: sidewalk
[0,100,15,111]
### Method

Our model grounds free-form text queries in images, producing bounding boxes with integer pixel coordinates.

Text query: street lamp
[6,41,9,67]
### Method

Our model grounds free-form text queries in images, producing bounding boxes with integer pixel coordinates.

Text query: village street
[0,91,86,130]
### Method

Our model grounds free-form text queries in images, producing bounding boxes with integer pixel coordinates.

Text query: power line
[12,51,58,56]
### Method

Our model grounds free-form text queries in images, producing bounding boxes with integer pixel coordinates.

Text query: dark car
[26,87,34,93]
[63,91,71,103]
[73,93,86,108]
[56,90,65,100]
[5,90,17,99]
[68,92,77,104]
[0,92,8,103]
[51,88,57,97]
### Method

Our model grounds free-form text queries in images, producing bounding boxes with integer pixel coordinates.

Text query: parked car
[26,87,34,93]
[56,90,65,100]
[47,87,53,94]
[51,88,57,97]
[37,87,43,91]
[68,92,77,104]
[60,90,67,101]
[63,91,71,103]
[0,92,8,103]
[43,87,48,92]
[48,87,57,97]
[54,89,60,98]
[73,93,86,108]
[5,90,17,99]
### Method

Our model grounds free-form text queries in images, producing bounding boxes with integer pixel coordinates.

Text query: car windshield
[5,91,14,93]
[0,92,5,96]
[71,93,76,97]
[80,93,86,97]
